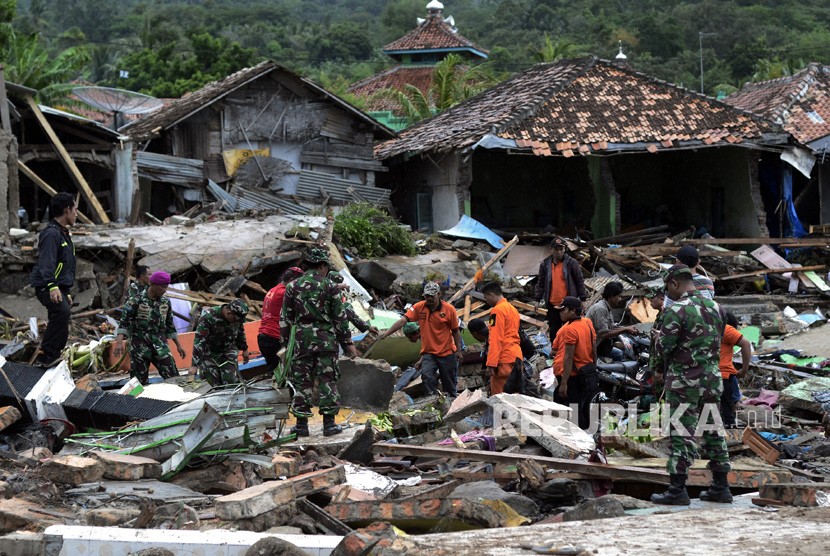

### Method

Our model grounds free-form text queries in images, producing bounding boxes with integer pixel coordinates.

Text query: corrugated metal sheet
[137,151,205,186]
[231,186,311,214]
[206,179,236,212]
[296,170,391,206]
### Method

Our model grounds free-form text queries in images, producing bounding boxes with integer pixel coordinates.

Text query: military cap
[149,271,171,285]
[305,247,330,264]
[664,264,693,283]
[422,282,441,296]
[328,271,345,284]
[227,298,249,317]
[403,322,420,335]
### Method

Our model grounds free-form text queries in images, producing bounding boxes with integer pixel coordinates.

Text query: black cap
[550,236,567,249]
[664,264,693,283]
[676,245,699,265]
[554,296,582,310]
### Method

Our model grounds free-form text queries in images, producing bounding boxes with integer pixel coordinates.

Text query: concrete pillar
[112,141,136,222]
[0,130,19,233]
[589,156,618,238]
[820,163,830,224]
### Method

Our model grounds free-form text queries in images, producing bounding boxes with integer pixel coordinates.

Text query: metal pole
[699,32,704,94]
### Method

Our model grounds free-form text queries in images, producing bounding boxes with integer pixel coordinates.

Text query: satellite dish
[72,86,164,130]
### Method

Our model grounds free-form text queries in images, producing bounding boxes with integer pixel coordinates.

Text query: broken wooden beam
[449,235,519,304]
[17,161,94,225]
[24,96,110,224]
[681,237,829,246]
[719,265,826,281]
[372,442,669,484]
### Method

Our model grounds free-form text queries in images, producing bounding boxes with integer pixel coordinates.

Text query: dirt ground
[387,507,830,555]
[779,326,830,359]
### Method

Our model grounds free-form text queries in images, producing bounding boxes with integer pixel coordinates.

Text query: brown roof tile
[383,14,487,56]
[725,63,830,144]
[348,65,436,113]
[376,57,774,160]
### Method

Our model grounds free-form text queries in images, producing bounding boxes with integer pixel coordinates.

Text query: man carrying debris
[673,245,715,302]
[258,267,304,372]
[328,272,379,336]
[380,282,463,398]
[585,281,638,361]
[192,299,251,386]
[651,264,732,505]
[535,236,587,343]
[116,271,186,385]
[552,296,597,430]
[281,247,357,437]
[29,192,78,367]
[126,265,151,302]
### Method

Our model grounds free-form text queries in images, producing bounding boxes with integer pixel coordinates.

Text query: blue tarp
[439,215,505,249]
[782,168,808,238]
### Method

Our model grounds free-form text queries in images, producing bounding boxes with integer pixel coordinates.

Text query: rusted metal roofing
[348,66,436,113]
[375,57,778,160]
[120,61,395,141]
[725,63,830,145]
[383,12,488,58]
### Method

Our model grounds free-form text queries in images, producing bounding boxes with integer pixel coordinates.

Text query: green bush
[333,203,416,258]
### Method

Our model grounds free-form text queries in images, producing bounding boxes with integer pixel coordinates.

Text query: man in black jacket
[534,236,587,343]
[29,192,77,366]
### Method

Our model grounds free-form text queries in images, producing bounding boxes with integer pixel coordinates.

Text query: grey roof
[121,61,396,141]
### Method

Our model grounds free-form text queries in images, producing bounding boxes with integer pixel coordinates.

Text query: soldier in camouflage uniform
[116,271,186,385]
[651,265,732,505]
[126,265,151,303]
[281,248,357,437]
[327,272,379,336]
[192,299,250,386]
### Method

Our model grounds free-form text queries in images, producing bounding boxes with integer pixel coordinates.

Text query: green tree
[534,35,579,63]
[2,30,90,103]
[0,0,14,46]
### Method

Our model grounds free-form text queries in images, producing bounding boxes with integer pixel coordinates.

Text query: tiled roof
[725,63,830,144]
[383,14,487,57]
[348,65,436,113]
[121,61,394,141]
[376,57,776,160]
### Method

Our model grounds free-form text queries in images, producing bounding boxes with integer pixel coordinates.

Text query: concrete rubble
[1,209,830,555]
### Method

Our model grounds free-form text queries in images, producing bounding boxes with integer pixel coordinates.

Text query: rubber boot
[323,414,343,437]
[290,417,309,437]
[700,471,733,503]
[650,474,691,505]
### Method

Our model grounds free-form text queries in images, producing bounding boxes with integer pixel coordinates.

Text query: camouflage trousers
[665,366,731,475]
[287,351,340,418]
[129,336,178,385]
[198,350,241,386]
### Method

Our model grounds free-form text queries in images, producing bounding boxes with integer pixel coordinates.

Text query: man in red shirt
[481,282,523,395]
[258,267,304,372]
[719,313,751,428]
[553,296,597,430]
[535,237,587,343]
[380,282,463,398]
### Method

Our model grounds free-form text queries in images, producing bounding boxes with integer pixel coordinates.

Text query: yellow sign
[222,148,271,176]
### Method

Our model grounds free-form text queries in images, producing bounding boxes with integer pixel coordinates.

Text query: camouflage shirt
[193,305,247,366]
[280,270,351,354]
[126,281,147,303]
[657,295,726,376]
[117,289,177,341]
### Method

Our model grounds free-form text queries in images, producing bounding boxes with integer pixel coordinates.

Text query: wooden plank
[463,295,471,322]
[449,236,519,304]
[681,237,829,246]
[17,161,94,224]
[719,265,825,282]
[119,238,136,305]
[372,442,669,484]
[510,299,547,317]
[25,96,110,224]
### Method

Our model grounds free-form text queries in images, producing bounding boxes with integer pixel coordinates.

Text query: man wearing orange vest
[719,313,752,428]
[553,296,597,430]
[481,282,523,395]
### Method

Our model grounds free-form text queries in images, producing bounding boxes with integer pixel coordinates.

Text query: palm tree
[376,53,498,126]
[2,31,90,104]
[534,35,579,63]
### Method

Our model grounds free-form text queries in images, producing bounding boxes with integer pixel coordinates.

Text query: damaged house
[726,63,830,234]
[376,57,802,238]
[118,61,396,219]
